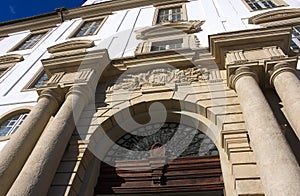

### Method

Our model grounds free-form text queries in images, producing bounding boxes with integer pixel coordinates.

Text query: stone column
[269,62,300,140]
[7,85,91,196]
[230,67,300,196]
[0,88,64,196]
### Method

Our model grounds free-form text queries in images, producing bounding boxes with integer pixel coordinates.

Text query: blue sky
[0,0,85,23]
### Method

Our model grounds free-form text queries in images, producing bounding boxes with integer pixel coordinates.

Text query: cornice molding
[0,14,60,37]
[47,39,95,54]
[248,8,300,27]
[0,0,184,36]
[136,20,205,40]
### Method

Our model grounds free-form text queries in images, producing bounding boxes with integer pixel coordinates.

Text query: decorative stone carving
[107,67,220,92]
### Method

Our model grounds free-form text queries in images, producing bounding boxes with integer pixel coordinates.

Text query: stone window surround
[68,16,107,38]
[8,29,49,52]
[0,107,31,141]
[136,34,198,54]
[152,3,187,25]
[22,68,49,91]
[241,0,288,12]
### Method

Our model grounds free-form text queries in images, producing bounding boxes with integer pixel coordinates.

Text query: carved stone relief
[106,67,222,92]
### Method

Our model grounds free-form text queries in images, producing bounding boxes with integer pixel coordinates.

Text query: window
[30,71,49,88]
[24,70,49,90]
[291,26,300,55]
[104,122,219,162]
[13,32,45,51]
[72,18,104,37]
[157,7,183,24]
[153,4,187,25]
[151,39,183,51]
[243,0,287,11]
[0,112,28,137]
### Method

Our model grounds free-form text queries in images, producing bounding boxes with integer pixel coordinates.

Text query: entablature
[209,26,293,69]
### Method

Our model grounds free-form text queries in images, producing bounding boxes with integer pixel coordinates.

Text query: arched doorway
[94,122,225,195]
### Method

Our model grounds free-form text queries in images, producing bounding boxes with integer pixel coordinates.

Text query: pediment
[0,54,24,65]
[47,39,95,53]
[249,8,300,25]
[136,20,205,40]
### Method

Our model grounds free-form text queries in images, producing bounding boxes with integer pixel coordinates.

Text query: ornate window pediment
[248,8,300,26]
[47,39,95,54]
[0,54,24,65]
[136,20,205,40]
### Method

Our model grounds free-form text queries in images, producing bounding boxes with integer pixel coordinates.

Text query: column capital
[229,67,259,90]
[65,84,94,106]
[38,88,65,109]
[269,62,297,87]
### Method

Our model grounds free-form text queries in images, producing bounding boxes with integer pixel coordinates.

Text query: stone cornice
[112,48,197,70]
[249,8,300,27]
[136,20,205,40]
[0,13,60,37]
[209,27,292,69]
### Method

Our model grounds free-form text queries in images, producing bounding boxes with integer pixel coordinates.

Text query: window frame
[136,34,199,54]
[0,108,31,141]
[153,3,187,25]
[9,30,48,52]
[22,69,49,91]
[291,26,300,55]
[69,16,107,38]
[242,0,288,11]
[150,39,184,52]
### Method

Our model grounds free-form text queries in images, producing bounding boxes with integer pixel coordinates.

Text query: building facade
[0,0,300,195]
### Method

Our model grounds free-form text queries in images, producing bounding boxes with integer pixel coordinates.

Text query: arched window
[0,112,29,137]
[104,122,218,163]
